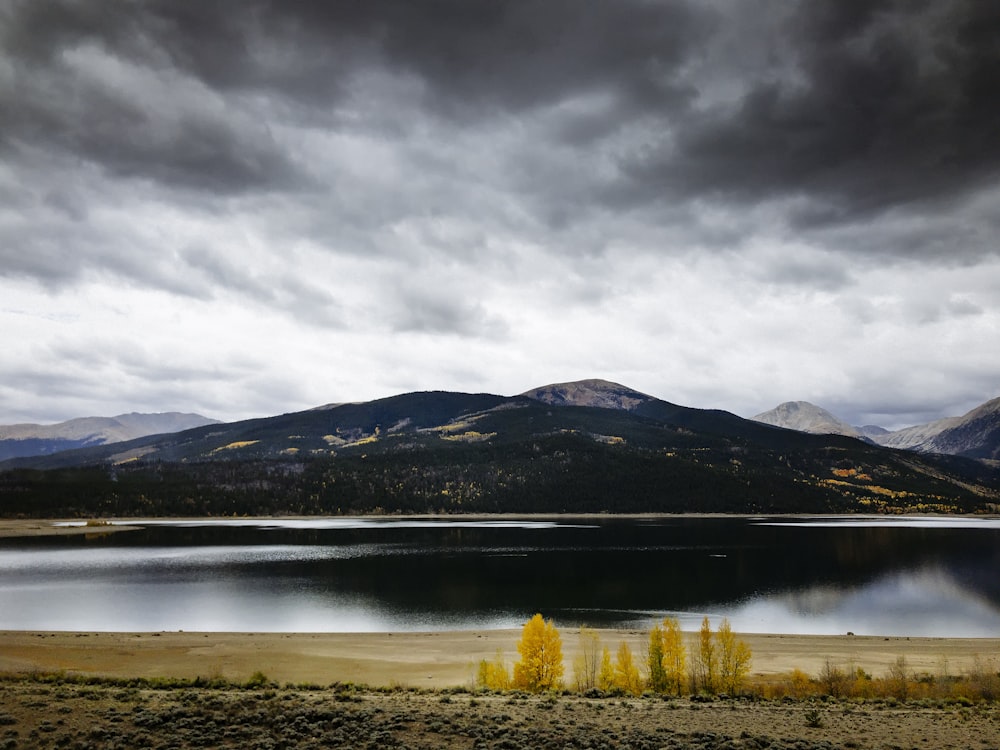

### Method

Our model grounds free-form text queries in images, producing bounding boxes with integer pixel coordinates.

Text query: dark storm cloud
[621,1,1000,239]
[0,1,307,194]
[5,0,997,246]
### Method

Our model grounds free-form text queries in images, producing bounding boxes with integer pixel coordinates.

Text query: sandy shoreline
[0,518,147,538]
[2,629,997,689]
[0,514,772,538]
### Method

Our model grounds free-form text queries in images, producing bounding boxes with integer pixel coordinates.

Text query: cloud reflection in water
[716,566,1000,637]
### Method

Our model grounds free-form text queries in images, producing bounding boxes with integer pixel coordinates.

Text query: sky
[2,0,999,431]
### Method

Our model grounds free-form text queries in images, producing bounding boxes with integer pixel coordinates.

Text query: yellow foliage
[598,646,615,692]
[789,668,813,698]
[512,614,564,692]
[612,641,643,696]
[695,616,717,693]
[572,627,602,692]
[661,617,686,696]
[831,467,873,481]
[647,623,666,692]
[440,431,497,443]
[717,619,752,695]
[210,441,260,453]
[476,649,511,691]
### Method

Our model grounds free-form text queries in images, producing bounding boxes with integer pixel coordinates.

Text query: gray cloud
[626,2,1000,232]
[387,284,508,339]
[1,0,998,426]
[5,1,998,254]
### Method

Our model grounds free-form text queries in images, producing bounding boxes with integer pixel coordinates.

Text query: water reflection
[1,517,998,635]
[758,516,1000,530]
[715,566,1000,637]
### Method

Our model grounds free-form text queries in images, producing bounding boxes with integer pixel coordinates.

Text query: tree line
[479,615,1000,703]
[477,614,752,696]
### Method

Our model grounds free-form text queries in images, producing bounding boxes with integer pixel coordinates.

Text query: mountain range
[0,412,219,461]
[1,379,996,518]
[753,397,1000,460]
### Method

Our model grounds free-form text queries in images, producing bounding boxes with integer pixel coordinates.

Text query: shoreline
[2,511,997,539]
[2,629,997,689]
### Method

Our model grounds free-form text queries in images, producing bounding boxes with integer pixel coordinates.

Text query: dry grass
[0,674,998,750]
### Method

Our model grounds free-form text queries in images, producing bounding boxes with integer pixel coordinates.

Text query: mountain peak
[520,379,654,411]
[0,412,220,461]
[752,401,862,438]
[917,395,1000,459]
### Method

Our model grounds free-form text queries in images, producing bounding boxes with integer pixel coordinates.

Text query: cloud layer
[2,0,998,429]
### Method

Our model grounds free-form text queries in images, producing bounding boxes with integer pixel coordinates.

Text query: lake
[1,516,998,636]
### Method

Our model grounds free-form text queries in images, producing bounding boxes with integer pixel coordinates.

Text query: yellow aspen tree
[717,618,752,695]
[476,649,511,691]
[512,613,564,692]
[598,645,615,691]
[647,623,667,692]
[696,616,716,693]
[613,641,643,696]
[661,616,687,696]
[572,626,602,692]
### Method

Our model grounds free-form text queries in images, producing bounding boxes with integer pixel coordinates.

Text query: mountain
[0,412,220,461]
[752,401,862,438]
[2,381,996,519]
[870,416,964,451]
[858,425,890,439]
[896,397,1000,460]
[521,379,654,411]
[753,397,1000,461]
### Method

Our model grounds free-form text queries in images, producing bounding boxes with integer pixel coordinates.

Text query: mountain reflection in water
[0,516,997,635]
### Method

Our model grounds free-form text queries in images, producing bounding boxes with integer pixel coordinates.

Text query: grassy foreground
[1,630,998,749]
[1,674,999,750]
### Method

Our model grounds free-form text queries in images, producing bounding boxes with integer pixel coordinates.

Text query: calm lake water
[1,516,998,636]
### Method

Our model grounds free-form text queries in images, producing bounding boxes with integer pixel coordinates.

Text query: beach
[1,629,997,690]
[1,632,998,750]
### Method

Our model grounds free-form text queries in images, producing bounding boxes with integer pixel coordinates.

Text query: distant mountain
[753,396,1000,461]
[2,381,996,519]
[752,401,862,438]
[879,397,1000,460]
[0,412,220,461]
[858,425,890,439]
[870,416,964,451]
[521,379,654,411]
